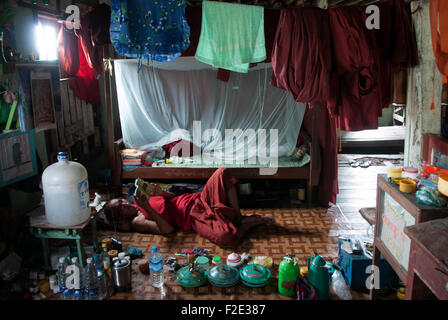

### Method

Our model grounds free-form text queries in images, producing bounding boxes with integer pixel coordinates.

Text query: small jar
[195,256,210,272]
[108,249,118,260]
[402,167,418,180]
[187,249,195,263]
[387,167,402,179]
[212,256,222,266]
[101,237,112,250]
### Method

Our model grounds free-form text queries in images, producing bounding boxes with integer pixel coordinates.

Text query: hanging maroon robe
[329,6,383,131]
[270,8,333,108]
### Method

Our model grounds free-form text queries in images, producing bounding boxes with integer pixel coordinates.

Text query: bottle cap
[152,246,157,252]
[86,257,92,264]
[102,242,108,248]
[212,256,221,263]
[71,257,78,263]
[93,253,99,260]
[187,249,194,255]
[59,257,65,263]
[57,152,69,162]
[108,250,118,258]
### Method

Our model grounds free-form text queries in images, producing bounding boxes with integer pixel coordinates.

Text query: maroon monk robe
[270,8,333,108]
[329,6,383,131]
[302,106,338,207]
[136,168,240,246]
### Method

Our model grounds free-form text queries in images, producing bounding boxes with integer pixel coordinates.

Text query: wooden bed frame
[110,106,322,206]
[103,46,321,205]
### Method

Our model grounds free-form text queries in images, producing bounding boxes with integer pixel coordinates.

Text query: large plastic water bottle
[149,246,164,287]
[84,258,98,300]
[57,257,70,300]
[42,152,90,227]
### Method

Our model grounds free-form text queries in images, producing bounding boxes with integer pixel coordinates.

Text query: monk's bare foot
[240,215,272,227]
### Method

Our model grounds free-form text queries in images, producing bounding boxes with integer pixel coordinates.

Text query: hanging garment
[183,6,279,82]
[69,37,100,105]
[302,106,338,207]
[374,0,419,108]
[110,0,190,65]
[195,1,266,73]
[57,24,79,77]
[113,59,305,162]
[329,6,383,131]
[270,8,333,108]
[430,0,448,81]
[75,4,111,76]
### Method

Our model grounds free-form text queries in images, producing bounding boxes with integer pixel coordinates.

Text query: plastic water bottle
[149,246,164,287]
[97,266,107,299]
[71,257,84,300]
[84,258,99,300]
[100,243,111,271]
[93,253,102,271]
[57,257,70,300]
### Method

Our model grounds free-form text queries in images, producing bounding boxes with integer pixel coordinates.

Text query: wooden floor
[330,153,404,238]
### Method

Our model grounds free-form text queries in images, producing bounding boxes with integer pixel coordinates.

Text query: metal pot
[111,252,132,292]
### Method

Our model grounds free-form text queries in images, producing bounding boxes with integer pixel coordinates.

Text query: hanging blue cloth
[110,0,190,65]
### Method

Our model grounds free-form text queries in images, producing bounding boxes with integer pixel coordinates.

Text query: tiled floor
[79,154,403,300]
[100,207,345,300]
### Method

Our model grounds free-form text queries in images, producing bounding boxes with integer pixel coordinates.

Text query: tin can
[187,249,195,263]
[298,187,306,201]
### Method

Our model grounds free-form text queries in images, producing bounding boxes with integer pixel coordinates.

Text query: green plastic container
[240,264,271,288]
[278,254,300,297]
[177,266,207,288]
[207,264,240,288]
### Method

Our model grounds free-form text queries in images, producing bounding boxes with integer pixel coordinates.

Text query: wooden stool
[28,206,101,270]
[359,207,376,226]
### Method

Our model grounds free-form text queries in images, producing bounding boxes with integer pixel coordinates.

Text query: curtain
[114,58,306,164]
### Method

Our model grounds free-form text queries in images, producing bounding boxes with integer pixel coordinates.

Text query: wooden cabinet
[404,218,448,300]
[370,174,448,299]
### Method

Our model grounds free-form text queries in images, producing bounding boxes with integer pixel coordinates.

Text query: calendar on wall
[0,129,38,187]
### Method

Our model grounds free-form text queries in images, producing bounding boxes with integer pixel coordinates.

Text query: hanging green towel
[195,1,266,73]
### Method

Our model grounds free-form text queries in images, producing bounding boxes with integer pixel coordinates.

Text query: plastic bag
[0,252,22,281]
[331,270,352,300]
[416,187,447,207]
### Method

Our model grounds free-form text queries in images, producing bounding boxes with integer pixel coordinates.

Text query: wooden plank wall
[59,79,98,159]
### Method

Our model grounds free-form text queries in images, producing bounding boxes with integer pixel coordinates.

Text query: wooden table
[370,174,448,299]
[404,218,448,300]
[28,205,103,270]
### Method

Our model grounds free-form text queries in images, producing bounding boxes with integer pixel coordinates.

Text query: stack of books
[121,148,147,169]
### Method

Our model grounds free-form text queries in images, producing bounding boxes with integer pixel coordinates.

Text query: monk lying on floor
[104,167,272,246]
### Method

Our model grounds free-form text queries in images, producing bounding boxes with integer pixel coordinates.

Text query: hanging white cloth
[113,58,306,165]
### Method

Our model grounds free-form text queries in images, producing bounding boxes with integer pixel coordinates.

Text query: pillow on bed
[162,139,199,158]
